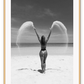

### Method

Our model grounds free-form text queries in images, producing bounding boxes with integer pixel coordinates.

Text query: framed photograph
[4,0,81,84]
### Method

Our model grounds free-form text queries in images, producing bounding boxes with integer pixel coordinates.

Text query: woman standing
[34,28,52,73]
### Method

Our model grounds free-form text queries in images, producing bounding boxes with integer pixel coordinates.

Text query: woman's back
[40,35,47,50]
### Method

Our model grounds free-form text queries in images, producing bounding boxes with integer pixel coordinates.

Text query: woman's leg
[43,51,47,72]
[39,51,44,71]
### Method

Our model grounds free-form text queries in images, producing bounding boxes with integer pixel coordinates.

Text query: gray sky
[11,0,73,43]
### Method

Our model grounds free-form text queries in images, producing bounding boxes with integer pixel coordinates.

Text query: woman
[34,28,52,73]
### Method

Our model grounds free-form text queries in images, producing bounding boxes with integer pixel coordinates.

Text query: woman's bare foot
[42,63,46,73]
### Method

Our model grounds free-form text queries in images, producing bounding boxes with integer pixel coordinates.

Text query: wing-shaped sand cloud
[11,21,73,43]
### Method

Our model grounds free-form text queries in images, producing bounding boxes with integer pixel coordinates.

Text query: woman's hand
[50,27,53,31]
[33,27,36,30]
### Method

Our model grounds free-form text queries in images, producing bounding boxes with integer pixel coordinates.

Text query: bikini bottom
[39,50,47,63]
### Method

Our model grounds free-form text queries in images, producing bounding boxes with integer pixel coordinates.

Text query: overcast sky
[11,0,73,43]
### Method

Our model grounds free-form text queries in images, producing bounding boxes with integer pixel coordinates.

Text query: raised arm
[46,29,52,43]
[34,28,40,42]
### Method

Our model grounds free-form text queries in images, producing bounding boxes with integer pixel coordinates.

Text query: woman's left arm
[34,28,40,42]
[46,29,52,43]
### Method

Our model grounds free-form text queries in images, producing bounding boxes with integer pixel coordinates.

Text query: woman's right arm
[46,28,52,43]
[34,28,40,42]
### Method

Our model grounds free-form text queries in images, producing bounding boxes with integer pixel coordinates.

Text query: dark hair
[41,35,46,45]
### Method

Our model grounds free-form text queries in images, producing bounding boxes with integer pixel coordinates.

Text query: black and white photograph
[11,0,73,84]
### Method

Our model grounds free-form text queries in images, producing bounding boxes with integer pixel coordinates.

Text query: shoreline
[11,46,73,56]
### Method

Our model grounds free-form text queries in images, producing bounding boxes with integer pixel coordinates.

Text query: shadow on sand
[38,69,44,73]
[17,68,44,73]
[17,68,60,73]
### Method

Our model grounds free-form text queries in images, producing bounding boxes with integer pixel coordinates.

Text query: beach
[11,46,73,84]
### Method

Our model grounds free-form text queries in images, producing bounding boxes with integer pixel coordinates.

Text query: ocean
[11,43,73,56]
[11,43,73,47]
